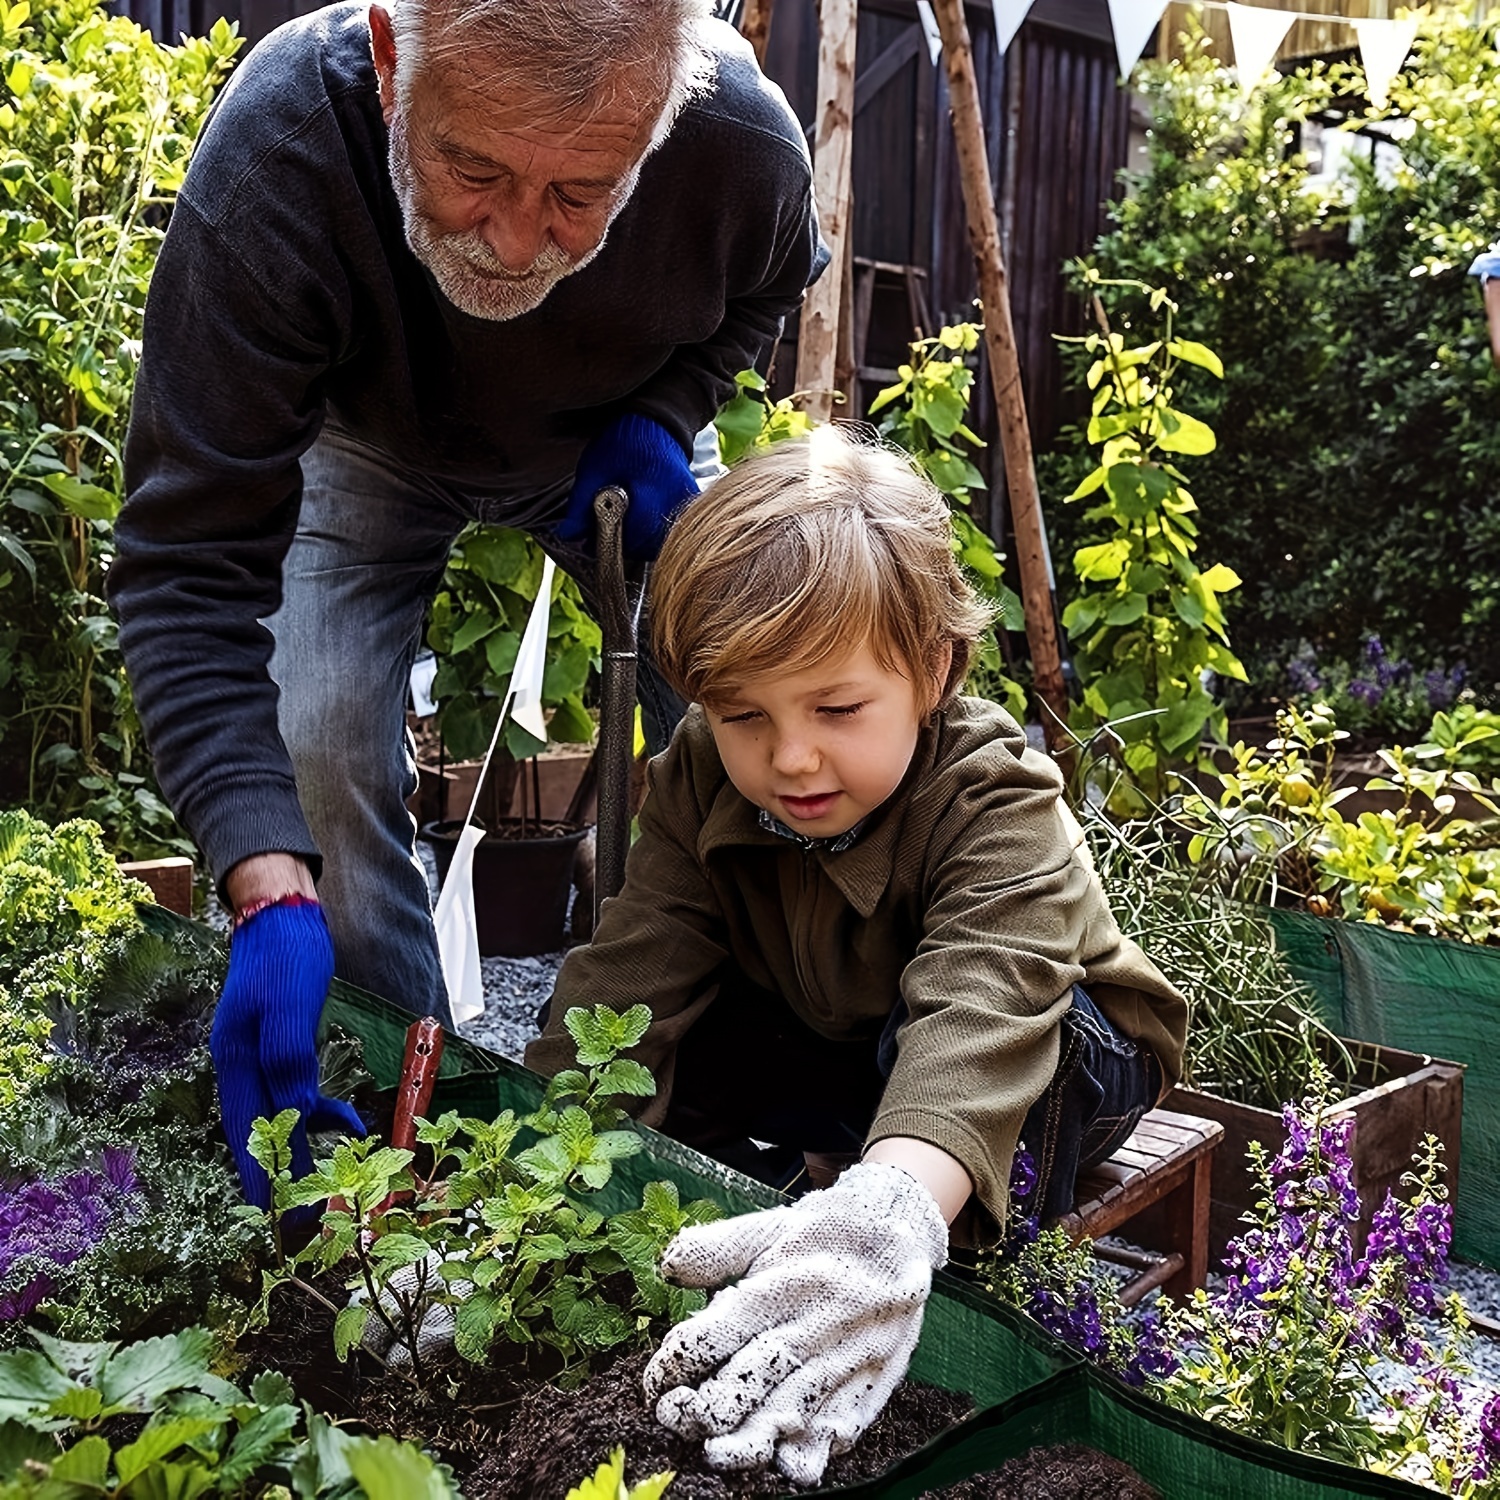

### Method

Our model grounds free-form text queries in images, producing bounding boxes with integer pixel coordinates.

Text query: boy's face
[704,640,948,837]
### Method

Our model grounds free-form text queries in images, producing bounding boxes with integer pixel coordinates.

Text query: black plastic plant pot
[418,817,588,958]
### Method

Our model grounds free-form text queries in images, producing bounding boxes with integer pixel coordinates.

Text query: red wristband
[232,891,320,931]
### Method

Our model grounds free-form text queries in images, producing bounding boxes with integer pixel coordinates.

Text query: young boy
[524,426,1186,1485]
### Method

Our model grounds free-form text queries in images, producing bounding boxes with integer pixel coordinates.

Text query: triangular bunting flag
[508,555,556,743]
[1105,0,1169,81]
[916,0,944,65]
[991,0,1035,54]
[1354,16,1419,110]
[1226,0,1294,93]
[434,821,486,1025]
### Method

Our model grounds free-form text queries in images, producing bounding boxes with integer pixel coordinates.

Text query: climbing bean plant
[1060,271,1246,811]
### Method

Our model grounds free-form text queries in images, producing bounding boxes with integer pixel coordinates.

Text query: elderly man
[107,0,823,1200]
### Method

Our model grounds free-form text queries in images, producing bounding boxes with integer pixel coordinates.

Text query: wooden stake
[793,0,858,424]
[928,0,1072,759]
[739,0,776,66]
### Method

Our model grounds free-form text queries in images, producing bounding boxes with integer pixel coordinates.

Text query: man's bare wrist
[224,852,318,914]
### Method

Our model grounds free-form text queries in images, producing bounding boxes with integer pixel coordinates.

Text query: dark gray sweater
[108,4,823,887]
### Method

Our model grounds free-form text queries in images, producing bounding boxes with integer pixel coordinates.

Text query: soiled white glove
[642,1161,948,1486]
[352,1251,472,1370]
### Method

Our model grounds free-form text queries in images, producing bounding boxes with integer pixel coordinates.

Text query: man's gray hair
[390,0,717,129]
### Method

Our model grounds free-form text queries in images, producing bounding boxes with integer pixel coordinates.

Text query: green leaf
[98,1329,222,1412]
[0,1349,74,1422]
[1074,539,1131,582]
[592,1059,657,1100]
[333,1303,370,1363]
[115,1419,223,1485]
[548,696,595,744]
[344,1432,458,1500]
[1154,408,1216,456]
[451,612,500,655]
[40,472,119,521]
[1104,593,1148,626]
[1167,338,1224,378]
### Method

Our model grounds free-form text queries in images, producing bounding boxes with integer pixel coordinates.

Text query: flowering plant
[1159,1074,1500,1493]
[1283,635,1467,742]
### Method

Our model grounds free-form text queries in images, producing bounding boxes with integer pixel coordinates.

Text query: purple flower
[1009,1147,1037,1201]
[1364,635,1385,664]
[1476,1393,1500,1480]
[1351,679,1381,704]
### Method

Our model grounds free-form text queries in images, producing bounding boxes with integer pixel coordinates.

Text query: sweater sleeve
[108,195,342,889]
[523,738,730,1126]
[627,178,828,451]
[865,740,1181,1234]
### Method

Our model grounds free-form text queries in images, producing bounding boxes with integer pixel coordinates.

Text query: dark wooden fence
[115,0,1134,539]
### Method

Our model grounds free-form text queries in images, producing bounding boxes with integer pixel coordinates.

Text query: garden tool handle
[593,485,638,927]
[370,1016,445,1217]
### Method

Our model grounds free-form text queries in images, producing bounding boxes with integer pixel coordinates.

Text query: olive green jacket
[525,696,1187,1227]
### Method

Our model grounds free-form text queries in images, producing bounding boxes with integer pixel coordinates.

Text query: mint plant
[247,1005,719,1390]
[713,368,815,466]
[0,1325,459,1497]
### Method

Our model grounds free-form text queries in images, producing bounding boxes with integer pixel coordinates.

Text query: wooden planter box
[1152,1039,1465,1266]
[408,744,596,828]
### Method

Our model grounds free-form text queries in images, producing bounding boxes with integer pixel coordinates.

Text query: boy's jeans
[264,426,688,1021]
[662,978,1160,1225]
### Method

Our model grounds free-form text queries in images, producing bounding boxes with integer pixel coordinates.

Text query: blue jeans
[1016,985,1162,1225]
[265,426,690,1022]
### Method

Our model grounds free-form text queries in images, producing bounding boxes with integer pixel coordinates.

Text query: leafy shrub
[0,809,148,1105]
[0,908,260,1347]
[249,1005,719,1390]
[1054,16,1500,708]
[1182,702,1500,944]
[425,528,603,763]
[0,1326,460,1497]
[0,0,238,854]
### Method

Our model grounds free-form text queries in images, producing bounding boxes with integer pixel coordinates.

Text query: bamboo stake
[793,0,858,423]
[927,0,1072,759]
[739,0,776,66]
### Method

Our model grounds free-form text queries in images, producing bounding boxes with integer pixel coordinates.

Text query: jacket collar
[695,712,944,919]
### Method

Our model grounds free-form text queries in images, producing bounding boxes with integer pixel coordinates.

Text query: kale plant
[0,1325,459,1497]
[248,1005,719,1389]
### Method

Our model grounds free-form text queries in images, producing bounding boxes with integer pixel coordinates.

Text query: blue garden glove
[1468,244,1500,282]
[209,899,366,1209]
[556,413,699,561]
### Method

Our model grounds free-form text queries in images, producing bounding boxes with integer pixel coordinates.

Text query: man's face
[375,27,663,320]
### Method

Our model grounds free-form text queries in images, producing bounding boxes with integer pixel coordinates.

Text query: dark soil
[464,1350,974,1500]
[921,1442,1161,1499]
[237,1289,972,1496]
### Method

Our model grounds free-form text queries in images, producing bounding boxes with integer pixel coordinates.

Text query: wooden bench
[1052,1107,1224,1304]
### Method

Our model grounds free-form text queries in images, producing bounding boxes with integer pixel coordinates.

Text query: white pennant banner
[434,557,555,1029]
[1106,0,1170,80]
[991,0,1035,54]
[1226,0,1294,91]
[508,555,556,743]
[434,822,486,1025]
[1354,16,1419,110]
[915,0,943,64]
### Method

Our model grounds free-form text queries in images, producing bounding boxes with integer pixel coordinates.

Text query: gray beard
[387,110,627,322]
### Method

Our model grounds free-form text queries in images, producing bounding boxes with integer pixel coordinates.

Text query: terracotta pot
[418,817,589,958]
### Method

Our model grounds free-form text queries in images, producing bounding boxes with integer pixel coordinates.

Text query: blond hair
[651,426,994,709]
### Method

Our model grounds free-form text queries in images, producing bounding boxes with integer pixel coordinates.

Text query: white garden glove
[642,1161,948,1486]
[351,1250,472,1370]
